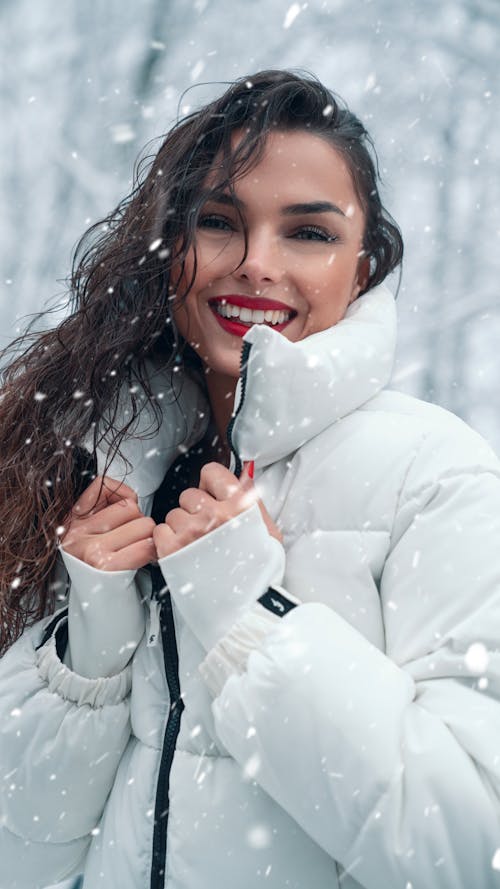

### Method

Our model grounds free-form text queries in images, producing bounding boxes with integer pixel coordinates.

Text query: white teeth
[212,302,291,326]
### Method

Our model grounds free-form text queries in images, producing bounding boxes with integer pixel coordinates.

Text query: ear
[349,254,371,304]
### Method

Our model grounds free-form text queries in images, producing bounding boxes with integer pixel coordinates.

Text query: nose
[234,231,284,289]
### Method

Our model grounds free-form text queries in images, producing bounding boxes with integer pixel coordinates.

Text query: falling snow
[1,7,500,889]
[246,824,272,849]
[283,3,301,29]
[465,642,490,674]
[243,753,261,781]
[110,123,136,144]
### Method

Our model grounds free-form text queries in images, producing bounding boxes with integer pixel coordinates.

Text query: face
[170,129,369,379]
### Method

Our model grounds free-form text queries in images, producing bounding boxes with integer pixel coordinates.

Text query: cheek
[300,265,358,323]
[173,246,215,298]
[300,265,346,300]
[197,234,244,281]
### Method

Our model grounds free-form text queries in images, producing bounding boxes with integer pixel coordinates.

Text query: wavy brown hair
[0,68,403,654]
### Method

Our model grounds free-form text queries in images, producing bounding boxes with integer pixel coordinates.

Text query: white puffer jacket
[1,284,500,889]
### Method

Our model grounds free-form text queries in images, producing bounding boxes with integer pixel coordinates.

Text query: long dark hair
[0,68,403,654]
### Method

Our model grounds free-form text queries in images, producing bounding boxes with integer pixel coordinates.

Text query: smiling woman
[170,128,380,458]
[1,70,500,889]
[172,131,368,364]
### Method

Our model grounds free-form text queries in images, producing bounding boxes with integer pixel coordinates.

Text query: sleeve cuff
[59,546,145,679]
[36,616,132,708]
[199,586,302,697]
[158,502,286,652]
[59,545,139,584]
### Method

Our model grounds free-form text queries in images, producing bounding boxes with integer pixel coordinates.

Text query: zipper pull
[147,597,161,647]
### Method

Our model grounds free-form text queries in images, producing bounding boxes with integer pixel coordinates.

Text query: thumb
[240,462,282,543]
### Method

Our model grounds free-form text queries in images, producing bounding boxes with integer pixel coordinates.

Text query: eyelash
[197,214,232,231]
[197,214,338,243]
[295,225,338,243]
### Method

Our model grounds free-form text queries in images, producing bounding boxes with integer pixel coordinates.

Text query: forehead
[205,129,362,216]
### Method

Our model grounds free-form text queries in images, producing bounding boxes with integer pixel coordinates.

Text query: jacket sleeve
[58,546,146,678]
[157,502,294,652]
[0,607,133,889]
[158,475,500,889]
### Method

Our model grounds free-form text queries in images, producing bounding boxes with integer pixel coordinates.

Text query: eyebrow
[207,192,347,219]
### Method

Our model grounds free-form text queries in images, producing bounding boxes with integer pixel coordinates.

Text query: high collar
[228,282,397,470]
[86,361,210,500]
[88,282,396,497]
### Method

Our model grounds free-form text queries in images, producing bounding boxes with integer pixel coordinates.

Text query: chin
[198,346,242,380]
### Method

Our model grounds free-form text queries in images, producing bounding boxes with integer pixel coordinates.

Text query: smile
[213,302,291,325]
[208,296,297,337]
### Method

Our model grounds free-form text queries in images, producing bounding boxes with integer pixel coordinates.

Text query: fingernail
[244,460,255,480]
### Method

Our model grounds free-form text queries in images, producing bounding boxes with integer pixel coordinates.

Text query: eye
[197,213,234,232]
[292,226,338,243]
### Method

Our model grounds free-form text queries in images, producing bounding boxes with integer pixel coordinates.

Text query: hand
[153,462,283,559]
[59,475,157,571]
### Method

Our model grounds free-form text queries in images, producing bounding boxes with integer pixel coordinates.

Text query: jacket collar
[87,361,210,499]
[88,282,396,495]
[229,282,397,470]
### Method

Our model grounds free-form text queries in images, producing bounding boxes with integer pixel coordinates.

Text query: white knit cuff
[199,588,302,698]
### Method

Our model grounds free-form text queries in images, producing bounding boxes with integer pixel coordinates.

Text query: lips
[208,294,297,338]
[208,294,294,312]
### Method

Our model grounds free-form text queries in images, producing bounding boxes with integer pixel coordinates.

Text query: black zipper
[147,345,250,886]
[149,564,184,889]
[226,339,252,479]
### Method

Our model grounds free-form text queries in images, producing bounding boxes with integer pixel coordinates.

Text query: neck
[205,369,238,466]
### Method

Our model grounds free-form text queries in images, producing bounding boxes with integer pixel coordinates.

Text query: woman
[0,70,499,889]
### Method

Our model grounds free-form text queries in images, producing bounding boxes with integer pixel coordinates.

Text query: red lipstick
[208,294,297,338]
[209,294,294,311]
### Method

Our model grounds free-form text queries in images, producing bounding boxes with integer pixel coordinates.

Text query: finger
[233,484,260,511]
[163,508,207,535]
[79,498,143,534]
[165,507,220,542]
[90,537,157,571]
[62,515,155,561]
[153,522,182,559]
[178,487,216,515]
[99,516,157,552]
[198,462,240,501]
[223,462,259,511]
[243,460,255,480]
[101,477,138,504]
[256,502,283,542]
[72,475,138,517]
[238,461,258,493]
[62,499,141,542]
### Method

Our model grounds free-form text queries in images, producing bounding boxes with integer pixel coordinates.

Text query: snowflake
[465,642,489,674]
[283,3,301,29]
[246,823,272,849]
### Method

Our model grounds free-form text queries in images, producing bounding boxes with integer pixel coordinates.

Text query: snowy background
[2,0,499,447]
